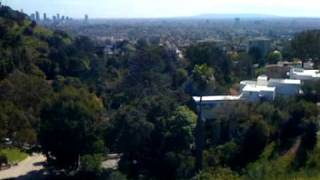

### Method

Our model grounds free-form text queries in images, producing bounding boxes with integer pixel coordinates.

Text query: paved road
[102,154,120,170]
[0,153,120,179]
[0,154,46,180]
[102,158,119,170]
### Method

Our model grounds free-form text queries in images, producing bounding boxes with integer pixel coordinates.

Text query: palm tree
[192,64,215,172]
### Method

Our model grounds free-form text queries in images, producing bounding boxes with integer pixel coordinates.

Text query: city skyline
[29,11,72,22]
[6,0,320,18]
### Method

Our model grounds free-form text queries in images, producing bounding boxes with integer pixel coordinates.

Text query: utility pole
[195,96,204,172]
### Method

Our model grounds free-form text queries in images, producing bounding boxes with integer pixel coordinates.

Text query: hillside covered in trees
[0,5,320,180]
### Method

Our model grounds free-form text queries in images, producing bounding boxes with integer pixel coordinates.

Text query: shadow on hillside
[14,170,47,180]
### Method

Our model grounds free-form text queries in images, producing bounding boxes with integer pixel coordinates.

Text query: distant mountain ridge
[193,13,281,19]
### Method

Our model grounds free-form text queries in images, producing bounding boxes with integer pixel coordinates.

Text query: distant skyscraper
[85,14,88,23]
[35,11,40,21]
[43,13,47,21]
[57,13,60,21]
[53,16,56,22]
[235,17,240,24]
[30,13,35,21]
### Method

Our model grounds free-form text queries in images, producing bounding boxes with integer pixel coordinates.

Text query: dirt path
[0,153,46,180]
[286,136,302,156]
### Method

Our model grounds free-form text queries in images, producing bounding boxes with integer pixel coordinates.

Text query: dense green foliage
[0,6,319,180]
[267,50,283,64]
[186,42,232,86]
[197,98,319,179]
[291,30,320,64]
[0,148,28,164]
[39,86,105,168]
[302,80,320,102]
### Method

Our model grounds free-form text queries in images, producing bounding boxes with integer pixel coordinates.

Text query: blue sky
[5,0,320,18]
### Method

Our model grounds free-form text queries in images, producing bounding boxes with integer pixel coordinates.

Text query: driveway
[102,154,120,170]
[0,153,46,180]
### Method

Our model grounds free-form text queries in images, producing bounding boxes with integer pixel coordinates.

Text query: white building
[303,61,314,70]
[241,84,275,102]
[268,79,301,96]
[289,68,320,81]
[193,75,302,119]
[240,75,301,99]
[193,95,241,119]
[193,96,241,109]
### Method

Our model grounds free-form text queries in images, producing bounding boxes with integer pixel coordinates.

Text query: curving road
[0,154,46,180]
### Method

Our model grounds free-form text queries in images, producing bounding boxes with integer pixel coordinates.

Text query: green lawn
[0,148,28,164]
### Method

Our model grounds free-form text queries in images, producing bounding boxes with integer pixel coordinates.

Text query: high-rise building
[57,13,60,21]
[43,13,47,21]
[235,17,240,24]
[53,16,56,22]
[35,11,40,21]
[85,14,88,23]
[30,13,35,21]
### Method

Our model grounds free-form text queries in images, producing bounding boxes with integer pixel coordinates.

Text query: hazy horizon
[5,0,320,19]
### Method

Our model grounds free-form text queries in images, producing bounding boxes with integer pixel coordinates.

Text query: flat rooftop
[240,80,256,85]
[269,79,301,85]
[193,95,241,102]
[292,69,320,77]
[241,78,301,86]
[242,85,275,92]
